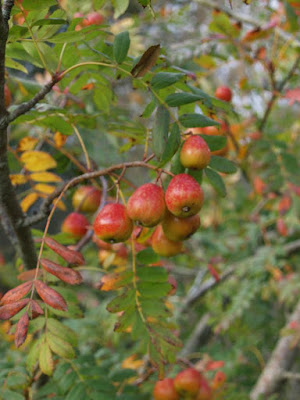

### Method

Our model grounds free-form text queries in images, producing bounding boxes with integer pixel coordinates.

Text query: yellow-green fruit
[72,186,101,213]
[180,135,211,170]
[151,225,183,257]
[162,212,200,241]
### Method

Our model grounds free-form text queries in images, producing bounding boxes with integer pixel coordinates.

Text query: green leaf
[187,169,203,185]
[106,289,135,313]
[138,282,171,298]
[5,57,28,74]
[65,383,86,400]
[32,19,66,27]
[281,152,299,175]
[39,340,53,376]
[28,317,45,334]
[137,266,168,282]
[284,1,298,31]
[2,391,24,400]
[26,338,42,374]
[152,106,170,160]
[205,168,226,197]
[113,31,130,64]
[209,155,237,174]
[136,248,160,265]
[22,0,56,10]
[47,318,77,346]
[151,72,184,89]
[165,92,207,107]
[200,134,227,152]
[141,99,157,118]
[138,0,151,6]
[170,145,185,175]
[159,123,181,167]
[47,332,75,359]
[187,85,212,107]
[179,113,220,128]
[47,31,86,44]
[113,0,130,18]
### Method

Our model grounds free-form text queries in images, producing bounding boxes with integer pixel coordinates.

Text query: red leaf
[18,269,41,281]
[44,237,85,265]
[276,218,288,237]
[15,313,29,348]
[253,176,267,195]
[208,264,220,282]
[41,258,83,285]
[30,300,44,318]
[1,281,32,305]
[212,371,227,389]
[34,281,68,311]
[278,195,292,215]
[0,299,30,320]
[284,87,300,105]
[205,360,225,371]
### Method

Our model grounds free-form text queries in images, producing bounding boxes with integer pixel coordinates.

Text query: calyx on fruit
[165,174,204,218]
[61,212,89,239]
[180,135,211,170]
[151,225,183,257]
[162,212,200,241]
[93,203,133,243]
[174,368,202,397]
[127,183,166,227]
[153,378,179,400]
[72,185,101,213]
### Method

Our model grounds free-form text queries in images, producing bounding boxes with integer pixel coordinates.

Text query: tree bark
[0,2,37,268]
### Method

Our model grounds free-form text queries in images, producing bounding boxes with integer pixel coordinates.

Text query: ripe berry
[61,212,89,239]
[174,368,202,397]
[215,86,232,102]
[162,212,200,241]
[127,183,166,227]
[83,11,104,26]
[165,174,204,218]
[72,186,101,213]
[153,378,179,400]
[196,376,213,400]
[152,225,183,257]
[180,135,211,170]
[93,203,133,243]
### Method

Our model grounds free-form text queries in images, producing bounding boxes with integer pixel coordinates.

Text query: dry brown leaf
[41,258,83,285]
[1,281,32,305]
[0,299,30,320]
[34,281,68,311]
[44,237,85,265]
[131,44,160,78]
[15,312,29,348]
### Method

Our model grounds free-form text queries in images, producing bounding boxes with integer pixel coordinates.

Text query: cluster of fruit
[153,368,216,400]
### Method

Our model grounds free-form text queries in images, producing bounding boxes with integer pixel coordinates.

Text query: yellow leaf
[35,189,66,211]
[10,174,28,185]
[54,131,67,148]
[30,172,62,183]
[34,184,56,195]
[121,355,145,370]
[17,137,38,152]
[21,193,39,213]
[20,151,57,172]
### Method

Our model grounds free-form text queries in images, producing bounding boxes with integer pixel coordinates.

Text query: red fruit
[127,183,166,227]
[72,186,101,213]
[152,225,183,257]
[83,11,104,26]
[4,84,11,108]
[276,217,288,237]
[196,376,213,400]
[215,86,232,102]
[180,135,211,170]
[61,212,89,239]
[153,378,179,400]
[162,212,200,241]
[174,368,202,397]
[165,174,204,218]
[93,203,133,243]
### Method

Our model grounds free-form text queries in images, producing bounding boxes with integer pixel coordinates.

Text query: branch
[259,54,300,131]
[250,300,300,399]
[21,160,171,227]
[8,74,60,123]
[179,313,211,357]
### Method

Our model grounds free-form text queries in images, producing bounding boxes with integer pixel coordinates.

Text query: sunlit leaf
[20,151,57,172]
